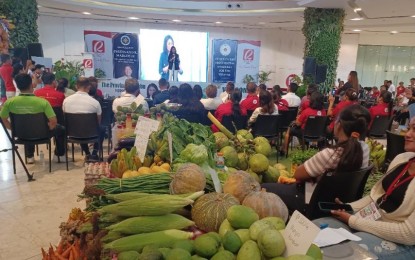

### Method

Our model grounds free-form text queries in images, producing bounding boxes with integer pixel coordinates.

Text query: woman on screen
[159,35,174,80]
[168,46,181,82]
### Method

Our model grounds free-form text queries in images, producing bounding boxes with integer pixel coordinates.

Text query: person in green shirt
[0,73,64,163]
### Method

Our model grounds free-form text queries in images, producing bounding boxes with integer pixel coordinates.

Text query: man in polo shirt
[0,73,58,164]
[0,54,15,99]
[153,78,169,105]
[34,72,65,108]
[240,82,259,112]
[63,77,104,161]
[282,83,301,107]
[112,78,149,113]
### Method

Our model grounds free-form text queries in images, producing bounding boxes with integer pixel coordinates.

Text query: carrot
[69,249,75,260]
[56,240,64,254]
[41,248,47,259]
[53,251,67,260]
[62,244,73,258]
[72,245,79,260]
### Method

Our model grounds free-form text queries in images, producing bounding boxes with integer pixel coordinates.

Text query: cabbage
[179,144,209,165]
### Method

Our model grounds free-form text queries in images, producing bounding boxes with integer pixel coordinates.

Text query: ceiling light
[411,15,415,17]
[350,17,363,21]
[172,19,181,22]
[82,12,91,15]
[37,5,42,8]
[215,21,222,24]
[353,29,361,32]
[258,22,266,25]
[390,31,398,34]
[354,8,362,12]
[128,17,139,20]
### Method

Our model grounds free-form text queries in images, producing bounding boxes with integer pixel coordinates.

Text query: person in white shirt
[63,77,104,161]
[387,80,395,98]
[219,81,235,103]
[248,90,278,127]
[201,84,222,110]
[281,83,301,107]
[112,78,149,113]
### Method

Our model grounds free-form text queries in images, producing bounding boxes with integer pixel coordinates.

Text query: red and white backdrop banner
[235,40,261,85]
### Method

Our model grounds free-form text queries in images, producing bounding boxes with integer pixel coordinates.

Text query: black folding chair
[222,114,248,134]
[383,130,405,172]
[10,113,53,177]
[369,116,391,138]
[306,164,374,219]
[173,110,203,124]
[252,114,281,162]
[201,109,216,126]
[101,100,115,154]
[302,116,328,150]
[64,113,103,170]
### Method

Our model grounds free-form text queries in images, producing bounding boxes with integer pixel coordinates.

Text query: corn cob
[105,191,204,203]
[98,195,193,217]
[106,214,195,235]
[103,229,193,253]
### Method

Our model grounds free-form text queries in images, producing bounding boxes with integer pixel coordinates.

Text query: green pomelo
[220,146,239,168]
[263,166,280,183]
[194,234,220,258]
[213,132,229,150]
[306,244,323,260]
[237,153,249,171]
[253,136,269,144]
[237,129,254,140]
[166,248,192,260]
[249,154,269,173]
[227,205,259,229]
[207,232,221,243]
[234,229,250,244]
[257,229,286,258]
[255,141,272,156]
[191,255,207,260]
[236,240,261,260]
[211,250,236,260]
[219,219,235,238]
[223,231,243,254]
[173,239,194,254]
[249,219,276,241]
[261,217,286,230]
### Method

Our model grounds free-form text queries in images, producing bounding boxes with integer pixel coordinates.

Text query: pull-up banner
[212,39,238,83]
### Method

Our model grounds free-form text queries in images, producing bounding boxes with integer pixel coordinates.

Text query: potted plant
[257,70,273,84]
[243,74,255,84]
[53,58,84,90]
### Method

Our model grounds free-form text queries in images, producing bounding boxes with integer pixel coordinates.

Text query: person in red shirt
[240,82,259,112]
[283,92,326,154]
[298,84,318,115]
[371,86,380,99]
[327,88,359,132]
[211,88,247,132]
[0,54,15,99]
[396,81,406,98]
[34,72,65,108]
[272,90,289,111]
[368,90,392,129]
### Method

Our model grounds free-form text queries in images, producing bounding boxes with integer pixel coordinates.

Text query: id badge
[355,201,381,220]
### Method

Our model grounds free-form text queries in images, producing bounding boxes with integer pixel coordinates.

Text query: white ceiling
[37,0,415,33]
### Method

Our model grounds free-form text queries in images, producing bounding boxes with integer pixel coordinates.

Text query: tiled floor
[0,126,86,260]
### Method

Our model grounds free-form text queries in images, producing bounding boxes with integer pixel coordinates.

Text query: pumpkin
[170,163,206,194]
[191,192,240,232]
[242,188,289,222]
[223,171,260,202]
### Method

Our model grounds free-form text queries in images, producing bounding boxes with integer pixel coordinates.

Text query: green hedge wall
[302,8,345,91]
[0,0,39,48]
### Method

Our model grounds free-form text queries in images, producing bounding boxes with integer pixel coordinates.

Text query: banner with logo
[82,52,94,77]
[235,40,261,85]
[212,39,238,83]
[84,30,139,80]
[112,33,139,79]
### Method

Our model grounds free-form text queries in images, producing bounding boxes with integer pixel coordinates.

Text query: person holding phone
[263,104,370,214]
[168,46,181,82]
[327,88,359,133]
[314,116,415,258]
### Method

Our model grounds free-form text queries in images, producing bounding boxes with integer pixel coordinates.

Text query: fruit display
[115,102,145,125]
[366,138,386,171]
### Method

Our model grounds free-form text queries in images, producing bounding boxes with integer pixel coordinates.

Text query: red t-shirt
[240,94,259,111]
[96,88,103,97]
[300,97,310,112]
[329,100,356,130]
[297,108,326,129]
[34,85,65,107]
[371,90,380,99]
[369,103,390,128]
[276,99,289,111]
[211,102,247,132]
[396,86,405,97]
[0,63,15,92]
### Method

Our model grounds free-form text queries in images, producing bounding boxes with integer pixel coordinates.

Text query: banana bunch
[366,139,386,170]
[110,147,142,178]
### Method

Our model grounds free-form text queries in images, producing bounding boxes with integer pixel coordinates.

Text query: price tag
[134,116,161,162]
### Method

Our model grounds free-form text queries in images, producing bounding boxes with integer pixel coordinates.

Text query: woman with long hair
[146,83,159,100]
[56,77,75,97]
[159,35,174,80]
[248,90,278,127]
[272,89,289,111]
[328,88,359,132]
[337,71,359,94]
[168,46,181,81]
[264,104,371,213]
[174,83,205,123]
[314,116,415,258]
[212,88,247,132]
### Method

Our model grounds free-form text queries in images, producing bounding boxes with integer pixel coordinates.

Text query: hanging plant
[0,0,39,48]
[302,8,345,92]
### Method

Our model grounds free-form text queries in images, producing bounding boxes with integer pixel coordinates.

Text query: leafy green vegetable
[179,144,209,165]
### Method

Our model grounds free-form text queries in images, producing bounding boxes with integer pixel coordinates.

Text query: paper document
[305,182,317,204]
[314,228,361,247]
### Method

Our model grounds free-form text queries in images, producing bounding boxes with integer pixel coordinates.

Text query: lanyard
[380,159,415,206]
